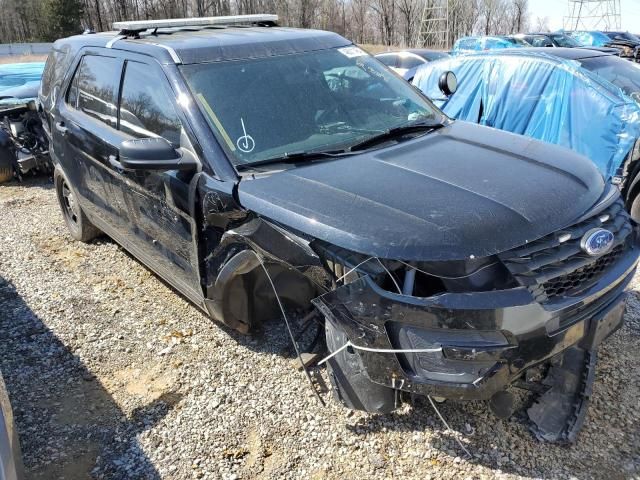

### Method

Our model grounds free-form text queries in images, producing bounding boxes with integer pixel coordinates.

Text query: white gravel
[0,177,639,480]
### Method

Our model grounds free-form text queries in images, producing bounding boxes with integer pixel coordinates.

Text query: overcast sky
[528,0,640,32]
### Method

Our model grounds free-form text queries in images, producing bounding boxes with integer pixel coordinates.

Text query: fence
[0,43,52,57]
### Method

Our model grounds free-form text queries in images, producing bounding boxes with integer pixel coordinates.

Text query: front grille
[499,199,633,303]
[536,245,624,300]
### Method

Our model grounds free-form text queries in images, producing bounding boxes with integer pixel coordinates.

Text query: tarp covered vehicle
[452,36,525,55]
[412,48,640,216]
[0,62,50,183]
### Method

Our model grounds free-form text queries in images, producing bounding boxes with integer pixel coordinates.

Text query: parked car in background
[519,32,582,47]
[0,62,50,183]
[566,30,639,61]
[0,62,44,104]
[375,49,450,81]
[452,36,524,54]
[566,30,615,47]
[0,372,24,480]
[37,16,640,443]
[413,48,640,218]
[517,32,619,54]
[602,31,640,62]
[498,35,531,46]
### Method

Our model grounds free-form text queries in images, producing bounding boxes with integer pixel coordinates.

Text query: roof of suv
[54,26,351,64]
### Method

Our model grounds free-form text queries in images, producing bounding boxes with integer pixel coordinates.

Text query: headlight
[390,323,512,383]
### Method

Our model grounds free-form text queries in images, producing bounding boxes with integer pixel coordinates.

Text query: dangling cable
[428,395,472,459]
[248,250,326,406]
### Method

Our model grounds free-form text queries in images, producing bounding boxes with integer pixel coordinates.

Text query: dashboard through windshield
[180,46,443,167]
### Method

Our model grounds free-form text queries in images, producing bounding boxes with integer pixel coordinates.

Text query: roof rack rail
[112,14,278,34]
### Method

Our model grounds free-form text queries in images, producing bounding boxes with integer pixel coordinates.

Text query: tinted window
[376,54,398,67]
[579,55,640,98]
[73,55,121,127]
[119,61,182,146]
[398,55,425,69]
[527,36,554,47]
[549,34,580,47]
[181,48,441,167]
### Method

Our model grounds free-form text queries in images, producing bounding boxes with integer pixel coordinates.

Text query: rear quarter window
[40,48,72,100]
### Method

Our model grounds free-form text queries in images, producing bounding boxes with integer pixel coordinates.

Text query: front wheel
[54,169,101,242]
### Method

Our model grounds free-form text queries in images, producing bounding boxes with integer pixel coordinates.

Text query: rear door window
[68,55,122,128]
[119,61,182,146]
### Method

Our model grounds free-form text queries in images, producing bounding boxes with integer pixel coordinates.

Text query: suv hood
[238,121,604,261]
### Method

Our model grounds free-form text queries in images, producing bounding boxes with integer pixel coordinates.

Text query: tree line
[0,0,534,48]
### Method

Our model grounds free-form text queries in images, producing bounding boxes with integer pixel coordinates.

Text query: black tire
[54,169,101,242]
[325,318,397,414]
[0,165,12,184]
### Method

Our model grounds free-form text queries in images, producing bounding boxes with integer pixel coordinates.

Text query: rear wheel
[54,169,100,242]
[0,165,12,184]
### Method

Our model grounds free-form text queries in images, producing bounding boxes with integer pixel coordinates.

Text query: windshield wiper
[236,149,357,170]
[348,121,446,152]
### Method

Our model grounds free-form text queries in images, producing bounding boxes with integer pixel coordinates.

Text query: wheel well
[210,248,320,333]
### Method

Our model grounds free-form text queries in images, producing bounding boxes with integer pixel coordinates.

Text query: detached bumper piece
[528,296,625,443]
[527,346,596,444]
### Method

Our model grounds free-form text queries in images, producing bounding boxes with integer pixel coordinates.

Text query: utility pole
[416,0,449,50]
[563,0,621,31]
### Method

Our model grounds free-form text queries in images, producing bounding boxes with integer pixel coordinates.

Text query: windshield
[549,34,580,47]
[180,47,442,167]
[579,55,640,98]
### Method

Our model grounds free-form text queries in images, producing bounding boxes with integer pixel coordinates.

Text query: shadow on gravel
[0,275,179,479]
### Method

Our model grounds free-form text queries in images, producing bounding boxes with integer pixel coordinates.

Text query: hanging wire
[248,250,325,406]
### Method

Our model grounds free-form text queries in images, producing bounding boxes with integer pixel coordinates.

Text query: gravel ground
[0,177,639,480]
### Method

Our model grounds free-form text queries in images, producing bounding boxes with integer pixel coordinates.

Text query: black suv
[38,16,638,442]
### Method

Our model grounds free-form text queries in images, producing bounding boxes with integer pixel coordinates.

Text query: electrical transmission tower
[416,0,449,50]
[563,0,621,31]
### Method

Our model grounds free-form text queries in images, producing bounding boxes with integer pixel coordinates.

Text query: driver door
[113,57,202,299]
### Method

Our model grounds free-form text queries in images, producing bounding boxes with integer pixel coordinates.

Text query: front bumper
[313,243,638,401]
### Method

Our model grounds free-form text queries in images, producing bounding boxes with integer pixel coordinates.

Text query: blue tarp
[452,36,524,55]
[567,31,611,47]
[413,51,640,179]
[0,62,45,103]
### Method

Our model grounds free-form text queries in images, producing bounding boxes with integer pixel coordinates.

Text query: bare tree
[0,0,529,49]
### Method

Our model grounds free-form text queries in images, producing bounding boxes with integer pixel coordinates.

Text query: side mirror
[438,71,458,96]
[118,137,196,171]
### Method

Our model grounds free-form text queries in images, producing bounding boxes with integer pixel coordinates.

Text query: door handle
[108,154,125,171]
[55,121,68,135]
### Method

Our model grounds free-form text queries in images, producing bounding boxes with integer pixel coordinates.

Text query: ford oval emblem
[580,228,615,256]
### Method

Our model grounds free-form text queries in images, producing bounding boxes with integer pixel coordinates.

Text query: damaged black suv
[39,15,639,443]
